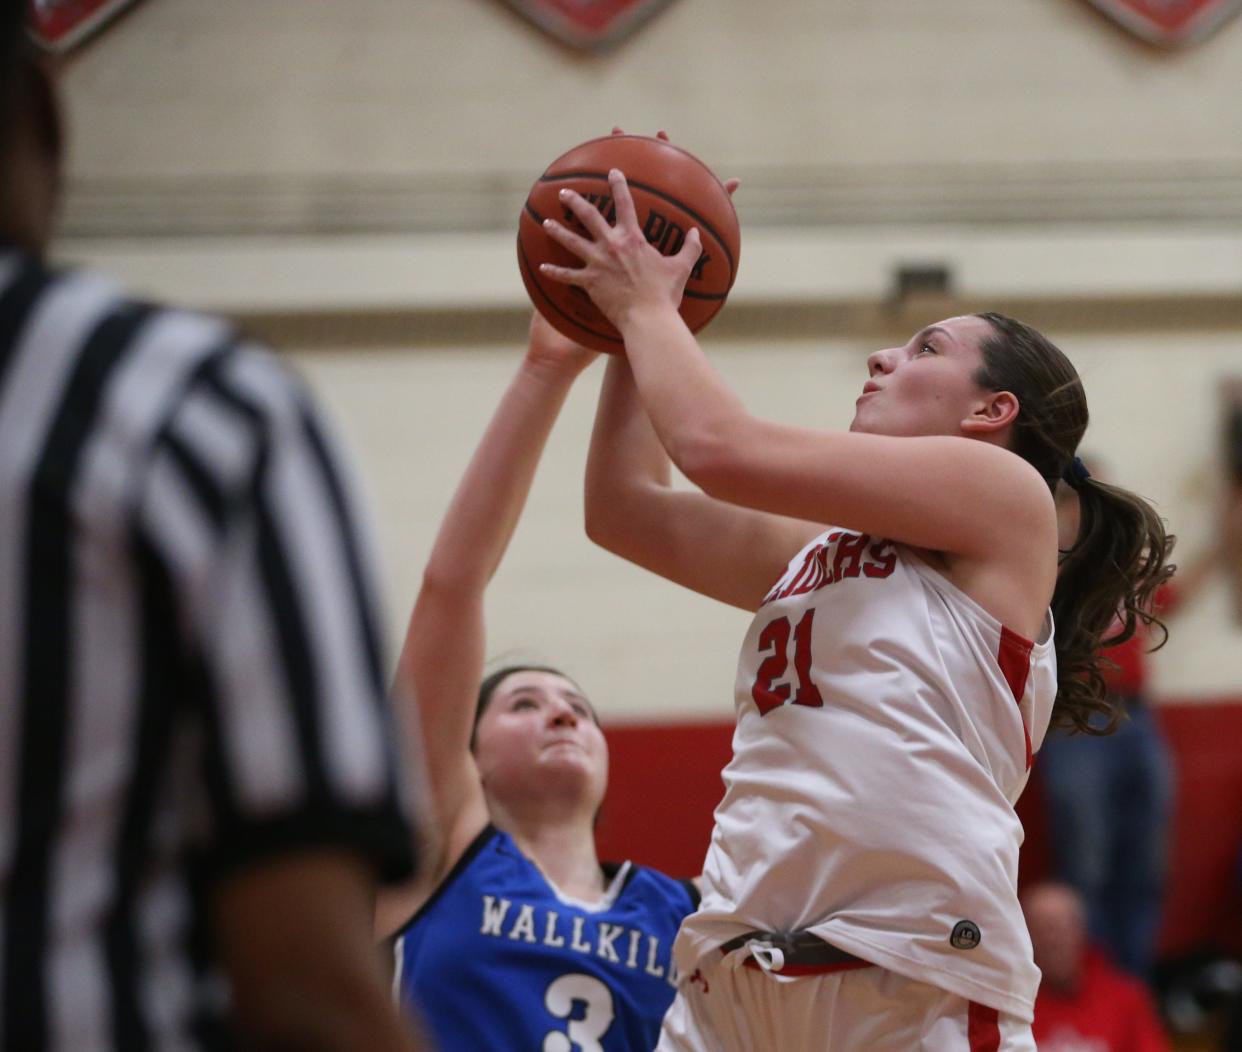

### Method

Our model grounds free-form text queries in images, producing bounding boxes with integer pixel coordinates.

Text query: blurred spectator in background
[1024,882,1171,1052]
[1040,457,1219,983]
[1226,841,1242,1049]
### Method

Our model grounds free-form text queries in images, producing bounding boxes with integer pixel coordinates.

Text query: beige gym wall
[53,0,1242,719]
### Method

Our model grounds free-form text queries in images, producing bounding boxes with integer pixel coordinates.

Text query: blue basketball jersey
[395,825,698,1051]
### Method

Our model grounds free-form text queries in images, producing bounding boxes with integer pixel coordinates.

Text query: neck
[1,138,57,255]
[492,802,605,902]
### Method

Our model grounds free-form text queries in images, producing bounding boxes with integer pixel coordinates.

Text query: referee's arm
[212,851,427,1051]
[142,346,425,1050]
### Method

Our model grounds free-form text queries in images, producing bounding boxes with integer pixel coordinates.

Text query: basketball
[517,134,741,353]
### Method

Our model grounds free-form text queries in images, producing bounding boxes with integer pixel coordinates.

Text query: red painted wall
[595,720,735,877]
[595,701,1242,958]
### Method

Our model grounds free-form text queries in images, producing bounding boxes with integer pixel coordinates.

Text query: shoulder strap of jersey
[391,823,500,938]
[602,859,701,909]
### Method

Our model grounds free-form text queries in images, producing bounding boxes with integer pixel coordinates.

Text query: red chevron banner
[26,0,141,53]
[1083,0,1242,46]
[498,0,679,51]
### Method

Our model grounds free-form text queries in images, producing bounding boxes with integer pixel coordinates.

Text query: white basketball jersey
[677,528,1056,1023]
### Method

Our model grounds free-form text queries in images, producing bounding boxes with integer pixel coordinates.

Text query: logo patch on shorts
[950,920,981,950]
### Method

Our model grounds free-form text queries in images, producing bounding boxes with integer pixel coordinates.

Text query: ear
[961,389,1019,436]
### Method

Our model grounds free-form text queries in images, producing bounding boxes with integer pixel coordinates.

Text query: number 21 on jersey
[751,609,823,716]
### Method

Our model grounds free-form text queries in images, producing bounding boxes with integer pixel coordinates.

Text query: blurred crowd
[1030,420,1242,1052]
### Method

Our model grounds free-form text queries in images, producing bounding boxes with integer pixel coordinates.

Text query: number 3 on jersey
[751,609,823,715]
[543,973,614,1051]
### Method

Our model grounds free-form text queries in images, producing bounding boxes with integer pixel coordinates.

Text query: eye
[511,697,537,711]
[571,702,591,719]
[918,343,937,356]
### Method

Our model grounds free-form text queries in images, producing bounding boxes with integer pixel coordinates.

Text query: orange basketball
[517,135,741,353]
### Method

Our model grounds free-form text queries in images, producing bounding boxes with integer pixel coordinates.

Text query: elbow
[415,563,464,602]
[417,543,493,598]
[583,453,638,555]
[583,485,623,555]
[665,426,740,500]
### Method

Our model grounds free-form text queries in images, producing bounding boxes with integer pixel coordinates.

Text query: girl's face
[473,670,609,812]
[849,315,1000,439]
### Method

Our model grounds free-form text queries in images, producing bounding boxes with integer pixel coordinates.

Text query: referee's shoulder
[86,279,311,435]
[18,256,251,386]
[7,252,321,468]
[53,265,319,489]
[37,255,299,390]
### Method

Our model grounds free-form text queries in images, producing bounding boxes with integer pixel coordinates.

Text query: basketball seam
[533,172,737,279]
[524,203,730,300]
[521,202,725,301]
[516,234,623,347]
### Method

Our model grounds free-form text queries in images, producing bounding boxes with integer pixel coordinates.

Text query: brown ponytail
[973,313,1175,734]
[1053,472,1175,733]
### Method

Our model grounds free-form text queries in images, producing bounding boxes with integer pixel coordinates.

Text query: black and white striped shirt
[0,252,417,1050]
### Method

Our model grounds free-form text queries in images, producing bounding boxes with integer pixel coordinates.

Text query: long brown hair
[973,312,1175,734]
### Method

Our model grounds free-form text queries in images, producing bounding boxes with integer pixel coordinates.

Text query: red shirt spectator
[1024,882,1171,1052]
[1033,948,1170,1052]
[1099,583,1180,697]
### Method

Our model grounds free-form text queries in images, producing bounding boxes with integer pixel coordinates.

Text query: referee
[0,10,426,1052]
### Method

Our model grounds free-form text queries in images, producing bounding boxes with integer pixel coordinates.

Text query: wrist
[519,350,591,386]
[616,300,683,339]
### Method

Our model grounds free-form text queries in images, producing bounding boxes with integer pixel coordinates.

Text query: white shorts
[656,953,1035,1052]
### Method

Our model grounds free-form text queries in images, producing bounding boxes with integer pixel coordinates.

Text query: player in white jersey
[539,168,1174,1050]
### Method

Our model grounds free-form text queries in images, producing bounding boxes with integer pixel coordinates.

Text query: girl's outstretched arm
[376,314,596,937]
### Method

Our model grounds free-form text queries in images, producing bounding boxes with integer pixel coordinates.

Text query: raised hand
[525,310,599,376]
[612,126,741,197]
[538,168,702,333]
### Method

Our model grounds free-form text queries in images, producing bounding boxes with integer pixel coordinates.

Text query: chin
[538,770,599,809]
[849,414,877,435]
[541,751,598,783]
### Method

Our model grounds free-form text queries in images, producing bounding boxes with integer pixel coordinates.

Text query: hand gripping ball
[518,134,741,353]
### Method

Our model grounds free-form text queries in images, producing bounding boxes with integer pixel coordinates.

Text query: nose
[548,697,579,727]
[867,347,898,377]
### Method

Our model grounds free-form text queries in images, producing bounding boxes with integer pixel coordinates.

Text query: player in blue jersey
[376,313,698,1051]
